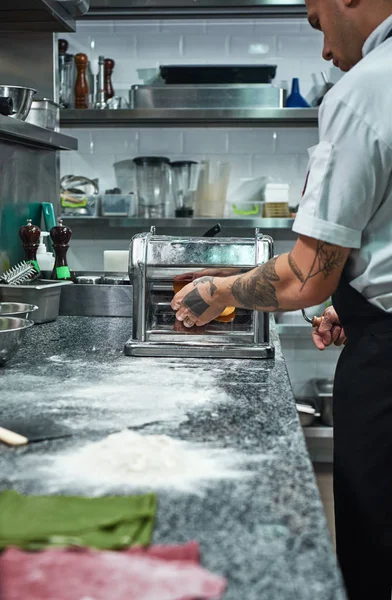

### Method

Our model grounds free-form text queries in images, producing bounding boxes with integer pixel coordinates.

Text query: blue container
[286,78,310,108]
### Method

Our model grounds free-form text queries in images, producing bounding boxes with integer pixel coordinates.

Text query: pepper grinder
[104,58,115,101]
[50,219,75,281]
[74,53,89,109]
[58,39,69,107]
[18,219,41,273]
[95,55,106,109]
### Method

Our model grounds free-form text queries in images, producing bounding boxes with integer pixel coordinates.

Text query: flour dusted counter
[0,317,345,600]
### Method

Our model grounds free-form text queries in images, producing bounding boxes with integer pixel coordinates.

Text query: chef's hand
[312,306,347,350]
[174,268,248,282]
[171,276,229,328]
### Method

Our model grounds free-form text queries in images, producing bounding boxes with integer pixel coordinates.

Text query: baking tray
[131,84,284,110]
[0,280,73,324]
[160,65,277,84]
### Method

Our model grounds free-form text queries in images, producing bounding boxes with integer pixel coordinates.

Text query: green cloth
[0,490,157,551]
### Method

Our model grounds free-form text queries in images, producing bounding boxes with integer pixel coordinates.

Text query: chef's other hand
[174,267,249,282]
[312,306,347,351]
[171,276,228,328]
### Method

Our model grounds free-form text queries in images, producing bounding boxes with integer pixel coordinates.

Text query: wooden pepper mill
[74,53,89,109]
[19,219,41,273]
[104,58,115,101]
[50,219,75,281]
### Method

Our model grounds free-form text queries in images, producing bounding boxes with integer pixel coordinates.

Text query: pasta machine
[124,227,275,359]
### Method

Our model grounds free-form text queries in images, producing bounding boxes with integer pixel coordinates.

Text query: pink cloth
[0,544,226,600]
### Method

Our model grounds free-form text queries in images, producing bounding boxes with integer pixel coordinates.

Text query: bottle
[286,78,311,108]
[18,219,41,274]
[50,219,75,282]
[36,232,55,274]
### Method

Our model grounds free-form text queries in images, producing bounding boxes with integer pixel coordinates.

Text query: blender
[133,156,170,218]
[171,161,200,218]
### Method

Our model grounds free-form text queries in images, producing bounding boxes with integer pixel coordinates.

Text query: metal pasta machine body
[124,228,275,359]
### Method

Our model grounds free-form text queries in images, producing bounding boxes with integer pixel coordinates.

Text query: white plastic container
[104,251,129,273]
[264,183,290,203]
[36,232,55,272]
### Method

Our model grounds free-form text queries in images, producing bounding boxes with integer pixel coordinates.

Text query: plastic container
[113,159,136,195]
[229,177,267,218]
[102,194,136,217]
[264,183,290,203]
[36,232,55,272]
[60,194,100,217]
[194,160,231,218]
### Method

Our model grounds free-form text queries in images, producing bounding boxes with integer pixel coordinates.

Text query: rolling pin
[0,427,28,446]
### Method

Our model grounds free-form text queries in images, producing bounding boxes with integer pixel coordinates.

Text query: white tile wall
[60,17,344,205]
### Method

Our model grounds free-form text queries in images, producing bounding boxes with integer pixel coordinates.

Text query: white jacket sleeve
[293,97,392,249]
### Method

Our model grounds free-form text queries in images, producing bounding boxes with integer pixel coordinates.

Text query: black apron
[332,255,392,596]
[329,27,392,600]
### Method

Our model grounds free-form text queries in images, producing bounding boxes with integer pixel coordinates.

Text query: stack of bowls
[0,303,37,366]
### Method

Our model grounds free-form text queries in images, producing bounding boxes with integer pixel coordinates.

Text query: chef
[172,1,392,598]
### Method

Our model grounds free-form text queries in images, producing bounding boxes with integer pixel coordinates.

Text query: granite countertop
[0,317,345,600]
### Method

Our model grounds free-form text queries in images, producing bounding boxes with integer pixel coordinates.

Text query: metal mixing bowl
[0,86,37,120]
[0,317,34,366]
[0,302,38,320]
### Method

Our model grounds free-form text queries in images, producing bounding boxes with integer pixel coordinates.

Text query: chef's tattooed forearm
[299,241,345,291]
[231,257,280,309]
[288,252,305,283]
[183,287,210,317]
[194,276,217,296]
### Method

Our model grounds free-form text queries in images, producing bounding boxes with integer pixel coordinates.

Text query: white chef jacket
[293,15,392,312]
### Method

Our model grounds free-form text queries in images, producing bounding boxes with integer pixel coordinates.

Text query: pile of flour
[52,430,263,494]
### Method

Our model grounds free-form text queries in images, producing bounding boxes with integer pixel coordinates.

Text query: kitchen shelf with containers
[60,160,296,224]
[59,41,322,128]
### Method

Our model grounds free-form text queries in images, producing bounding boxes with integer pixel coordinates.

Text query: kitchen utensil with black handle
[202,223,221,237]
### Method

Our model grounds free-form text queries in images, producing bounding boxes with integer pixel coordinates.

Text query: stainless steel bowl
[312,378,334,427]
[0,302,38,320]
[296,402,320,427]
[0,317,34,366]
[0,86,37,120]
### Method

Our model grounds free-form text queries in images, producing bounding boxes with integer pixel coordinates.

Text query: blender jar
[134,156,170,218]
[171,161,200,218]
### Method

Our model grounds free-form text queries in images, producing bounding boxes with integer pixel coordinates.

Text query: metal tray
[60,284,133,317]
[0,280,73,324]
[159,65,277,84]
[130,84,284,110]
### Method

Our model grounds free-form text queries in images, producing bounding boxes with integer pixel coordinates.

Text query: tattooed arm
[171,235,351,328]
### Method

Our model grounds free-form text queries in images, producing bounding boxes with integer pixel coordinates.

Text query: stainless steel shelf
[276,323,309,336]
[60,108,319,128]
[0,116,78,151]
[0,0,87,32]
[64,216,295,229]
[303,426,333,439]
[86,0,306,19]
